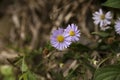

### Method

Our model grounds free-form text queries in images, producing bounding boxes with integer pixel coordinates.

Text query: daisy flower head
[65,24,80,42]
[50,28,71,50]
[115,18,120,35]
[92,9,112,30]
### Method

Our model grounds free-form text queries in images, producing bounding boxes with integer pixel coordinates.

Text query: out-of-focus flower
[65,24,80,42]
[50,28,71,50]
[92,9,112,30]
[115,18,120,35]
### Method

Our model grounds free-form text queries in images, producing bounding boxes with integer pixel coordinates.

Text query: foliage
[102,0,120,8]
[93,64,120,80]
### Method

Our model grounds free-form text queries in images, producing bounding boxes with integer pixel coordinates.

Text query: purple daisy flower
[50,28,71,50]
[115,18,120,35]
[65,24,80,42]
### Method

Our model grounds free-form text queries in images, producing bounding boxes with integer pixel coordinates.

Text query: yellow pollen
[57,35,64,42]
[100,14,105,20]
[69,30,75,36]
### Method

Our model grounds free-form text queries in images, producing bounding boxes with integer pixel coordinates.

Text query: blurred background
[0,0,115,80]
[0,0,106,49]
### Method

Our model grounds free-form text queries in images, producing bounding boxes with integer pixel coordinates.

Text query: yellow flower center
[100,14,105,20]
[57,35,64,42]
[69,30,75,36]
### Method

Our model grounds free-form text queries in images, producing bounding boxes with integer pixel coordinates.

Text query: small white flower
[92,9,112,30]
[115,18,120,35]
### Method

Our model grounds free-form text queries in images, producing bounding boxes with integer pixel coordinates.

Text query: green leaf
[27,71,37,80]
[19,71,37,80]
[21,57,28,73]
[19,73,28,80]
[102,0,120,9]
[93,64,120,80]
[92,31,110,38]
[0,65,13,76]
